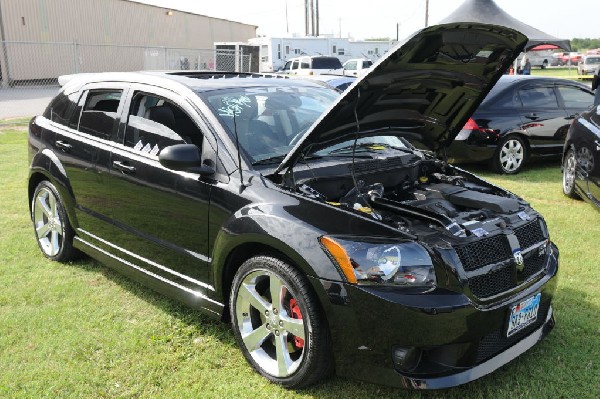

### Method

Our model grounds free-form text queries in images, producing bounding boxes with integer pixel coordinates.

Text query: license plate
[507,293,541,337]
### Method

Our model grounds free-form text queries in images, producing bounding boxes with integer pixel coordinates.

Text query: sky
[134,0,599,41]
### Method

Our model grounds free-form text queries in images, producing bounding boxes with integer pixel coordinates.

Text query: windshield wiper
[253,154,322,166]
[326,142,413,155]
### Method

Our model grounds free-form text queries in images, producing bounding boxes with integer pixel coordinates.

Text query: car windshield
[201,86,339,164]
[586,57,600,64]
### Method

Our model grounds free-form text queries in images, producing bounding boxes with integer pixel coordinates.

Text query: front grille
[468,263,515,298]
[455,235,512,271]
[522,252,546,281]
[514,219,545,250]
[476,299,550,363]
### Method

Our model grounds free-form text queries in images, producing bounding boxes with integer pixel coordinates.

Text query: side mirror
[159,144,214,176]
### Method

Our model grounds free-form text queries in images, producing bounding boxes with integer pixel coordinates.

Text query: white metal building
[0,0,257,84]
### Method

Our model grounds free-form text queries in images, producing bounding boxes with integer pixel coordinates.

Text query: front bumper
[313,243,558,389]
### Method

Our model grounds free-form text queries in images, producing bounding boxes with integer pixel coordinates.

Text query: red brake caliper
[289,298,305,348]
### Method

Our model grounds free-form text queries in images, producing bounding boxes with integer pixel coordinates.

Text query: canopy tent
[440,0,571,51]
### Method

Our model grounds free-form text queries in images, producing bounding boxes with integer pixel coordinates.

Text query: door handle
[55,140,72,152]
[112,160,136,174]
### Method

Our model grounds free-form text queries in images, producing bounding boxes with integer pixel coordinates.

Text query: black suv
[28,23,558,389]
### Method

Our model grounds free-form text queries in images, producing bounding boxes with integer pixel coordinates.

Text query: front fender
[211,202,344,290]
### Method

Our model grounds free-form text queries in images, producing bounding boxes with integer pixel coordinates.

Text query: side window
[345,61,357,70]
[301,58,310,69]
[557,85,594,109]
[291,60,299,70]
[78,90,122,140]
[43,92,79,126]
[491,91,520,109]
[124,92,203,155]
[517,86,559,108]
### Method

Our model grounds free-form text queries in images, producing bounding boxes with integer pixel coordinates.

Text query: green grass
[531,67,592,81]
[1,127,599,398]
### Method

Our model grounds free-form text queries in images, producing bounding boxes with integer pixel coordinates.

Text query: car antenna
[232,111,247,193]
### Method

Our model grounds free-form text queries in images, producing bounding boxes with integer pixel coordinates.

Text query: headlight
[319,236,436,287]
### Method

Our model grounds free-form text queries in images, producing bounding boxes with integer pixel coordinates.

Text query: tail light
[455,118,497,140]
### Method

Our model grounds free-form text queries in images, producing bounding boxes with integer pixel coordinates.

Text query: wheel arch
[28,149,78,228]
[210,211,341,322]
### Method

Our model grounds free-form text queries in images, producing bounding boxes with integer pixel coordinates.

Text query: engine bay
[291,155,531,239]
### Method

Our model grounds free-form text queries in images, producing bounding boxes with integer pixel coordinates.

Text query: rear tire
[491,135,527,174]
[563,149,581,199]
[31,180,77,262]
[230,256,333,388]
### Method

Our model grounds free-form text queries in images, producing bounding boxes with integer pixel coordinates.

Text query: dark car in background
[447,76,594,174]
[28,24,558,390]
[562,104,600,208]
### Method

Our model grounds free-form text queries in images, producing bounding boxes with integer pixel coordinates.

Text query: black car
[562,104,600,206]
[447,76,594,174]
[28,23,558,390]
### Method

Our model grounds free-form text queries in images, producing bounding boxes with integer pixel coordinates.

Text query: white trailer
[246,36,397,73]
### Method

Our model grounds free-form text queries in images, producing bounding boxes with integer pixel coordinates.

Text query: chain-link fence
[0,40,252,102]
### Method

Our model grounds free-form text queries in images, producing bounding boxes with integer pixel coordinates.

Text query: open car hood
[275,23,527,174]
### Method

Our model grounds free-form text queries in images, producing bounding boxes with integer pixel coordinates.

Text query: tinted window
[362,60,373,68]
[557,86,594,108]
[282,61,292,71]
[124,93,203,155]
[312,57,342,69]
[518,86,558,108]
[43,92,78,126]
[78,90,122,140]
[291,60,299,70]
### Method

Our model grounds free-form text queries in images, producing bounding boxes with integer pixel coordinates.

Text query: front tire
[230,256,333,388]
[563,149,580,199]
[492,135,527,174]
[31,180,77,262]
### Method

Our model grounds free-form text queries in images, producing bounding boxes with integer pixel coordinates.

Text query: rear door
[517,83,568,156]
[50,85,127,237]
[106,86,218,291]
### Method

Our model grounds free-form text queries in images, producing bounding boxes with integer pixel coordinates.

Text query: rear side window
[78,90,122,140]
[43,92,78,126]
[517,86,558,108]
[362,60,373,68]
[124,92,203,155]
[557,86,594,109]
[312,57,342,69]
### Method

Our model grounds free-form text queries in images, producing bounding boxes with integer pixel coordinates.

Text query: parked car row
[28,23,560,390]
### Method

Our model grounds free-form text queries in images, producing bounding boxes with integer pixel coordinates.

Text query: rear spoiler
[57,73,98,87]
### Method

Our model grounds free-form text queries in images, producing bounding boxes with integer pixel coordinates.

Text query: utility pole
[396,23,399,41]
[425,0,429,27]
[305,0,309,36]
[285,0,289,34]
[315,0,319,36]
[309,0,315,36]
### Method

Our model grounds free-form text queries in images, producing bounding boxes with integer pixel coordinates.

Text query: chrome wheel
[499,138,525,173]
[235,269,306,378]
[33,186,64,257]
[578,147,594,173]
[563,149,580,199]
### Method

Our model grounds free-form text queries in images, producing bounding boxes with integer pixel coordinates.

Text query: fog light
[392,346,421,372]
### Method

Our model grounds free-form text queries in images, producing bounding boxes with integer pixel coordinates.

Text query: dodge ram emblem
[513,249,524,272]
